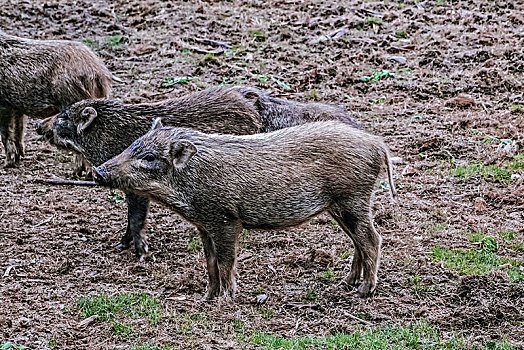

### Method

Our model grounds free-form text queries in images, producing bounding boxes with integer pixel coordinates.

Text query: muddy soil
[1,0,523,349]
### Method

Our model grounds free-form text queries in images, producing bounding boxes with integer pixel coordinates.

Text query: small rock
[445,93,476,108]
[132,45,156,56]
[256,294,267,305]
[511,173,521,182]
[499,263,512,270]
[414,306,428,317]
[19,317,30,328]
[384,54,406,63]
[78,314,98,328]
[474,197,487,212]
[401,164,417,176]
[390,156,403,164]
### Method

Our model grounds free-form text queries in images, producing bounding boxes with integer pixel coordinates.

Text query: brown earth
[1,0,523,349]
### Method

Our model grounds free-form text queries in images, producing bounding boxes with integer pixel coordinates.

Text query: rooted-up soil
[1,0,523,349]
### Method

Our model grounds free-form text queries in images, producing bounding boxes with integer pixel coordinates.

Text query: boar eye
[142,153,157,162]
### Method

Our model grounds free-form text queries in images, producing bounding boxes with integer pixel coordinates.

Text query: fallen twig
[343,311,373,326]
[191,37,231,49]
[35,178,98,186]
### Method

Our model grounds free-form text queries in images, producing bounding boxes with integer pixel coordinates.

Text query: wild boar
[0,30,112,167]
[92,120,396,299]
[37,86,360,261]
[233,86,361,131]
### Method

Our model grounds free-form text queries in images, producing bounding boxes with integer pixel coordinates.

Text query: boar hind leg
[122,193,150,261]
[200,221,241,300]
[334,205,382,297]
[0,109,24,168]
[330,211,363,286]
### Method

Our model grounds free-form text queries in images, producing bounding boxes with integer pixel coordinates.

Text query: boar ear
[151,117,163,130]
[77,107,97,133]
[244,90,259,101]
[170,140,197,169]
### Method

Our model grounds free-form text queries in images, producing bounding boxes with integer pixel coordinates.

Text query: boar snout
[92,165,109,185]
[36,117,53,140]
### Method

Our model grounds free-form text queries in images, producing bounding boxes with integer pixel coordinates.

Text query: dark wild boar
[93,120,396,299]
[233,86,361,131]
[38,86,360,261]
[0,30,112,167]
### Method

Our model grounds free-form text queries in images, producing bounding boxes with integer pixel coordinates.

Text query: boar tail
[383,147,397,200]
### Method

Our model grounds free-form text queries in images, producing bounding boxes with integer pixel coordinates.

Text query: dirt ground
[1,0,523,349]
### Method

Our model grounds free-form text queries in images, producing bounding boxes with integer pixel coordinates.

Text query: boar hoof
[345,273,361,287]
[356,282,375,298]
[4,156,19,168]
[115,242,128,250]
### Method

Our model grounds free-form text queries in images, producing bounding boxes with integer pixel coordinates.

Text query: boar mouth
[92,165,110,186]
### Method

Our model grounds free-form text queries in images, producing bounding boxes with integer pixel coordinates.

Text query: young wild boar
[0,30,112,167]
[37,86,360,261]
[92,120,396,299]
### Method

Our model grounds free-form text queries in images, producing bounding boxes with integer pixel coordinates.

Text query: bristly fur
[95,121,396,299]
[0,30,112,167]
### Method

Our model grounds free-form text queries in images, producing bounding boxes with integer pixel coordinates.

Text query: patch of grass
[233,319,246,341]
[338,249,351,259]
[48,336,58,347]
[254,74,291,90]
[395,29,406,38]
[511,104,523,112]
[361,70,395,82]
[111,322,134,338]
[428,222,448,234]
[77,292,160,324]
[302,288,317,302]
[481,135,513,144]
[451,154,524,183]
[232,319,244,331]
[365,16,379,23]
[253,286,265,295]
[431,234,524,282]
[204,52,215,60]
[108,189,126,203]
[407,275,435,295]
[328,217,338,225]
[512,242,523,251]
[220,75,247,85]
[320,269,334,282]
[127,345,173,350]
[187,236,202,253]
[499,231,516,241]
[257,307,274,320]
[189,312,207,321]
[248,29,267,40]
[160,76,199,87]
[81,38,96,48]
[1,344,29,350]
[251,320,515,349]
[369,96,385,104]
[105,34,124,47]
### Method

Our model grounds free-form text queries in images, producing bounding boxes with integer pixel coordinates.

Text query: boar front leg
[0,108,24,168]
[199,221,241,300]
[120,193,150,261]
